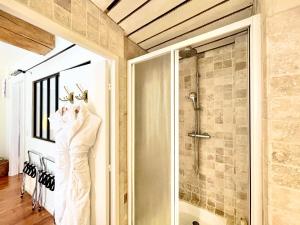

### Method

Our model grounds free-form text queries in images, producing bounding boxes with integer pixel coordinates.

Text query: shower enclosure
[179,31,250,225]
[128,16,262,225]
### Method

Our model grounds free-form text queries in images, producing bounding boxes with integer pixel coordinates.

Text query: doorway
[0,4,118,225]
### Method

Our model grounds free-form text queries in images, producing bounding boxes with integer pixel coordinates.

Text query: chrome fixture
[187,92,200,111]
[188,132,211,139]
[180,46,211,174]
[179,46,197,58]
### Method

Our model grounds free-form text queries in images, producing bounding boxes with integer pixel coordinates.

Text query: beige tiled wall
[262,1,300,225]
[16,0,125,57]
[179,33,249,225]
[10,1,146,225]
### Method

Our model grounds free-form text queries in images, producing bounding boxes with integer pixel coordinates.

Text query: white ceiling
[95,0,254,51]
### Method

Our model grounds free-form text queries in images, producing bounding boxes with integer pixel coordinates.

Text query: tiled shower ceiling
[93,0,254,51]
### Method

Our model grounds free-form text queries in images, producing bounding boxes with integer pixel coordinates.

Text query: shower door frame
[128,15,262,225]
[128,50,178,225]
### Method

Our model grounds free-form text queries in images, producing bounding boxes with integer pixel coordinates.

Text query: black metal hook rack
[21,150,43,210]
[21,151,56,212]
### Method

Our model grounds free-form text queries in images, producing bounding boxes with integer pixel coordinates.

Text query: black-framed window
[33,73,59,142]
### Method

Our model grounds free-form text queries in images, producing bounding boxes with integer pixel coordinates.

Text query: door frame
[0,2,119,225]
[128,15,262,225]
[7,74,26,176]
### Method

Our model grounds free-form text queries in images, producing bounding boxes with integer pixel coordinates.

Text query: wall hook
[75,83,88,103]
[59,86,74,104]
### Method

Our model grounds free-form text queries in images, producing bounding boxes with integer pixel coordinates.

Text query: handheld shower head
[187,92,198,110]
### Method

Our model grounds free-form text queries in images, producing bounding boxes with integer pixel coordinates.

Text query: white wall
[0,68,8,159]
[0,37,72,160]
[2,37,72,175]
[23,45,110,225]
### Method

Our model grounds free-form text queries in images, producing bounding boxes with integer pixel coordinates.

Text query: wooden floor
[0,175,54,225]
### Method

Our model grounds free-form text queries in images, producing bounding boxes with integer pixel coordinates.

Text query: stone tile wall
[261,1,300,225]
[179,33,249,225]
[16,0,125,57]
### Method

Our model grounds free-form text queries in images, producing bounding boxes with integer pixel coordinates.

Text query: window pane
[35,82,40,137]
[34,74,59,142]
[42,80,48,139]
[49,77,56,140]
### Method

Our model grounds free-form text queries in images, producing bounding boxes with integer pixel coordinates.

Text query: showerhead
[179,46,197,58]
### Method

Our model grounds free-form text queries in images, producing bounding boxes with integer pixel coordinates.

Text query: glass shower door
[129,52,176,225]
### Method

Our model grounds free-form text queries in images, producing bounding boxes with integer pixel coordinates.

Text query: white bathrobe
[61,105,101,225]
[49,108,70,225]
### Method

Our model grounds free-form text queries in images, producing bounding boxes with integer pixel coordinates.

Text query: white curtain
[8,76,25,176]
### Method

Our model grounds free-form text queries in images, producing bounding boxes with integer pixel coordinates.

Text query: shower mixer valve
[188,132,211,139]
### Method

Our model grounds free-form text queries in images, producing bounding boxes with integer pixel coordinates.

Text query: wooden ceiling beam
[0,10,55,55]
